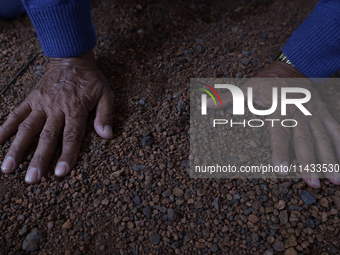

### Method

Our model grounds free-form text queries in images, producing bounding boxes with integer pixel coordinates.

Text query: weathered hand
[0,50,114,184]
[207,61,340,188]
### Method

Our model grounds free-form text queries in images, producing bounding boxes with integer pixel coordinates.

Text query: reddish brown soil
[2,0,340,254]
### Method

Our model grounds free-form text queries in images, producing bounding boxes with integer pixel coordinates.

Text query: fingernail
[103,125,113,138]
[25,168,39,183]
[310,173,320,188]
[1,156,14,172]
[55,162,68,176]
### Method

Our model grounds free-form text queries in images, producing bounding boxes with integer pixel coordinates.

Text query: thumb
[94,90,114,139]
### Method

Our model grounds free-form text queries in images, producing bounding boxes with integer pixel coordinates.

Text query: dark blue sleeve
[22,0,97,58]
[282,0,340,78]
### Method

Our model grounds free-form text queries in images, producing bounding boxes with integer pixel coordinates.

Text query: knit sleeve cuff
[281,0,340,78]
[22,0,97,58]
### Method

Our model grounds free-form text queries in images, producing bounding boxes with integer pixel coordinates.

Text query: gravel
[300,190,317,205]
[22,228,45,252]
[2,0,338,254]
[149,233,161,245]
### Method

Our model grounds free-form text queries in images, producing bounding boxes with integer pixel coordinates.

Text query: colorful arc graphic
[198,82,223,106]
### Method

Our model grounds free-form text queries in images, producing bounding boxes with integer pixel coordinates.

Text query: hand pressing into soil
[207,61,340,189]
[0,50,114,184]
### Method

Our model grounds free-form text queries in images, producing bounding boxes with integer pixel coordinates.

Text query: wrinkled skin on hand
[0,50,114,184]
[207,61,340,188]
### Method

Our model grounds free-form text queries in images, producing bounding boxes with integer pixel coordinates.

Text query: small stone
[231,27,238,33]
[242,50,249,57]
[241,58,250,66]
[22,228,45,252]
[19,225,28,236]
[277,200,286,210]
[300,190,316,205]
[279,210,288,224]
[197,188,206,196]
[194,45,205,53]
[173,92,182,99]
[285,234,297,248]
[272,241,285,251]
[214,197,221,212]
[306,218,315,228]
[142,136,154,148]
[167,208,178,221]
[177,100,186,114]
[285,247,297,255]
[248,214,259,223]
[133,195,141,205]
[243,207,253,215]
[319,197,329,207]
[143,206,152,219]
[316,233,324,242]
[235,72,243,78]
[132,164,146,171]
[47,222,53,229]
[149,233,161,245]
[62,221,73,230]
[260,32,268,39]
[210,244,219,253]
[138,99,145,105]
[173,187,184,197]
[251,232,259,242]
[331,195,340,208]
[289,205,303,212]
[162,189,171,197]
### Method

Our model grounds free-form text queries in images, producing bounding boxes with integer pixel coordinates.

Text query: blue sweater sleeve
[282,0,340,78]
[22,0,97,58]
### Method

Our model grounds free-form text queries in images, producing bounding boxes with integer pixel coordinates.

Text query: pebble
[173,92,182,99]
[279,210,288,224]
[285,247,297,255]
[142,136,154,148]
[143,206,152,219]
[288,205,303,212]
[210,244,219,253]
[251,232,259,242]
[260,32,268,39]
[272,241,285,251]
[213,197,221,212]
[62,221,73,230]
[167,208,178,221]
[19,225,28,236]
[285,234,297,248]
[133,195,141,205]
[300,190,316,205]
[231,27,238,33]
[306,218,315,228]
[177,100,186,114]
[149,233,161,245]
[132,164,146,171]
[242,50,249,57]
[319,197,329,207]
[22,228,45,252]
[138,99,145,105]
[194,45,205,53]
[173,187,184,197]
[241,58,250,66]
[248,214,259,223]
[277,200,286,210]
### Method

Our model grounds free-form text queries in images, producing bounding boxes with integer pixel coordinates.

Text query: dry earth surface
[1,0,340,254]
